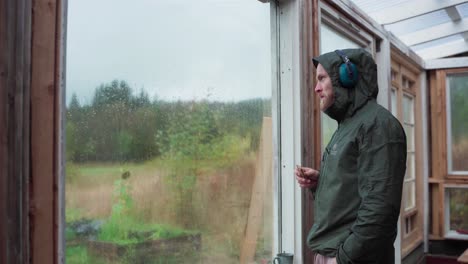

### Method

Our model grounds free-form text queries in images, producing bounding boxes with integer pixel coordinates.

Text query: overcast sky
[66,0,272,105]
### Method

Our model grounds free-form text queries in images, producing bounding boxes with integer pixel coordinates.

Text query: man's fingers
[296,176,317,185]
[303,170,318,179]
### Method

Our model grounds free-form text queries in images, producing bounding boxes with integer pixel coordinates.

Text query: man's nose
[314,83,321,93]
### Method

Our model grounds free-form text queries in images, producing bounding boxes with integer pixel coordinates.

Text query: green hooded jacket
[308,49,407,264]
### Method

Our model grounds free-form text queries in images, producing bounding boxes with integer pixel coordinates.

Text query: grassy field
[65,155,273,263]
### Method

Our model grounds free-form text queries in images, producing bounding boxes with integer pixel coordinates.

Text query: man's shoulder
[359,101,405,136]
[362,100,398,121]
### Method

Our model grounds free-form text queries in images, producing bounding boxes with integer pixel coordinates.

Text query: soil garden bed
[87,233,201,262]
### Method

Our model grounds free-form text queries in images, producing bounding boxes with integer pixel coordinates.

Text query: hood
[313,48,378,122]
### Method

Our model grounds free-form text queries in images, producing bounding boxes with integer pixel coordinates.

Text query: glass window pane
[319,23,360,152]
[391,88,397,118]
[447,73,468,172]
[404,124,414,152]
[405,153,415,181]
[403,94,414,124]
[391,70,397,82]
[65,1,274,263]
[403,181,416,211]
[448,188,468,232]
[320,24,361,54]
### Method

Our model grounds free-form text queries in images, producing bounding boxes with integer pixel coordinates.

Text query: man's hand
[294,166,319,188]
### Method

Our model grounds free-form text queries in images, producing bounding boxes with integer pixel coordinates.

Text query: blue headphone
[335,50,359,88]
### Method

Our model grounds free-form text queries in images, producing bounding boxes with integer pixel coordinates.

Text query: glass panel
[448,188,468,232]
[391,70,397,82]
[319,23,361,152]
[320,23,361,54]
[404,124,414,152]
[447,73,468,172]
[403,94,414,124]
[402,78,408,89]
[391,88,397,118]
[66,1,274,263]
[403,181,416,211]
[405,152,415,181]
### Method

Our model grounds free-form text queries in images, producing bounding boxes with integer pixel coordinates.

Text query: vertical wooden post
[303,0,318,262]
[0,0,32,263]
[0,2,7,262]
[30,0,64,263]
[240,117,273,264]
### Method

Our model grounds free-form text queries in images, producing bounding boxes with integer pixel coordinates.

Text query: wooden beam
[416,39,468,59]
[425,57,468,69]
[301,0,315,263]
[328,0,388,39]
[399,18,468,46]
[389,33,425,70]
[30,0,62,263]
[370,0,468,25]
[240,118,272,264]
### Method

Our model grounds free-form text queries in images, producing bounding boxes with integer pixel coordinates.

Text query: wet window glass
[447,188,468,234]
[65,1,273,263]
[447,73,468,173]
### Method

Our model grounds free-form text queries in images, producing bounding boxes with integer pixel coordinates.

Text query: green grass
[66,246,106,264]
[98,215,196,245]
[66,207,84,223]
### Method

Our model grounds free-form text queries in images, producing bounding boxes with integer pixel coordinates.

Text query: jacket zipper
[314,124,341,218]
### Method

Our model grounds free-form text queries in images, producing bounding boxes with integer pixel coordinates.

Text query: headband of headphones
[334,49,359,88]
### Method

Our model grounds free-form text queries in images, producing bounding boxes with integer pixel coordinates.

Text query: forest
[66,79,271,164]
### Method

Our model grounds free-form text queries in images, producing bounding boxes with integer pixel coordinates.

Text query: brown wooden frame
[429,67,468,240]
[0,0,65,263]
[300,0,317,263]
[391,49,424,257]
[0,0,32,262]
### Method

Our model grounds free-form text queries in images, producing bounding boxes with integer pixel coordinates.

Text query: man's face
[315,64,334,111]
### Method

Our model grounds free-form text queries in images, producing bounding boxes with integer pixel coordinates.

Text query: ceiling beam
[462,32,468,41]
[399,18,468,46]
[417,39,468,59]
[425,57,468,69]
[445,6,462,21]
[370,0,468,25]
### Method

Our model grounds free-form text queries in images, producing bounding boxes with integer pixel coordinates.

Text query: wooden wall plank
[11,0,26,262]
[56,0,66,262]
[0,0,8,262]
[301,0,316,263]
[0,0,32,263]
[30,0,59,263]
[22,0,32,260]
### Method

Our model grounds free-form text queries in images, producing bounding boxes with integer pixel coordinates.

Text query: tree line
[66,80,271,163]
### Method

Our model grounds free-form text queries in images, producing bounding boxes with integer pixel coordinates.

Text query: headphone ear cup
[338,62,359,88]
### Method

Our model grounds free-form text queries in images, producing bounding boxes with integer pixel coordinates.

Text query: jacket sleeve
[336,119,406,263]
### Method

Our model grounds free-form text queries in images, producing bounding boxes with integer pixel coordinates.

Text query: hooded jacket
[308,49,407,264]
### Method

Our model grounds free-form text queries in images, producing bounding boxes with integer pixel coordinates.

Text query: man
[295,49,407,264]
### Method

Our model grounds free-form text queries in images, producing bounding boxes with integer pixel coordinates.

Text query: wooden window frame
[0,0,66,263]
[429,67,468,241]
[391,50,424,258]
